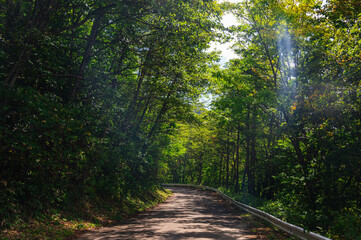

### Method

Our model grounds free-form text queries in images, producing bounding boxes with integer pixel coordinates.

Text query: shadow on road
[77,187,259,239]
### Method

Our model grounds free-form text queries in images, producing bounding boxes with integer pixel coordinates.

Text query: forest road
[77,187,261,240]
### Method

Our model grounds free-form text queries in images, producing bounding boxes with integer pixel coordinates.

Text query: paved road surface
[77,187,260,239]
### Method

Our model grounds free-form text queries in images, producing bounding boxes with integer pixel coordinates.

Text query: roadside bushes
[0,87,97,224]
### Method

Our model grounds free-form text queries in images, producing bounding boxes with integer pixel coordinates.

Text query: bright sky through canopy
[211,0,327,65]
[209,0,241,65]
[202,0,242,106]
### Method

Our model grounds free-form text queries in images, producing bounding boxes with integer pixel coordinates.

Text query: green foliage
[0,0,221,230]
[332,209,361,240]
[1,0,361,239]
[163,0,361,239]
[0,188,171,240]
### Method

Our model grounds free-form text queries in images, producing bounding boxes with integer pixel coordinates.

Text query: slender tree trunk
[70,13,104,101]
[235,124,241,193]
[226,147,230,190]
[147,96,170,140]
[240,167,247,192]
[122,45,154,133]
[142,85,174,153]
[290,137,318,209]
[133,97,153,136]
[357,176,361,208]
[218,154,223,187]
[250,121,257,195]
[243,109,251,193]
[198,152,203,184]
[231,145,236,187]
[182,159,186,184]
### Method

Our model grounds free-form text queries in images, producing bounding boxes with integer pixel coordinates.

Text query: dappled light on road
[78,187,260,239]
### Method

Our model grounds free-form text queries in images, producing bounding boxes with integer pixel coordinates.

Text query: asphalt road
[77,187,261,240]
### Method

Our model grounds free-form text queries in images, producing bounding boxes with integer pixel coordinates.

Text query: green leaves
[0,0,223,229]
[161,0,361,238]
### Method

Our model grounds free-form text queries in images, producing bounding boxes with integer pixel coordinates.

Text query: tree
[0,0,222,227]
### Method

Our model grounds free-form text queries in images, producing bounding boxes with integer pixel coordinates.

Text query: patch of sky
[207,0,242,67]
[202,0,242,108]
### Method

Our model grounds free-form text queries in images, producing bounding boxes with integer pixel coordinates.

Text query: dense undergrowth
[0,187,171,240]
[219,187,361,240]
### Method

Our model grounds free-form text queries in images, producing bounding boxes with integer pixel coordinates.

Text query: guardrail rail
[162,183,331,240]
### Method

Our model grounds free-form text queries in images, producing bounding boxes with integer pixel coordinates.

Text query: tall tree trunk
[234,124,241,193]
[242,109,251,193]
[198,152,203,184]
[132,97,153,136]
[290,137,317,209]
[231,145,236,187]
[70,13,104,101]
[357,176,361,208]
[249,121,257,195]
[122,45,154,133]
[226,148,229,190]
[182,159,186,184]
[218,154,223,187]
[142,85,174,154]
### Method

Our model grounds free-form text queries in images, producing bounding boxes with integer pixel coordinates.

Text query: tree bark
[198,152,203,184]
[122,45,154,134]
[218,154,223,187]
[250,121,257,195]
[70,13,104,101]
[234,124,241,193]
[225,132,230,190]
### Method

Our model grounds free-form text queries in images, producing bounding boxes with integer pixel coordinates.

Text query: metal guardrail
[162,183,331,240]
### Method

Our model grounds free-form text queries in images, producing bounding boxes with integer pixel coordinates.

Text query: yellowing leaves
[290,102,297,113]
[327,131,334,137]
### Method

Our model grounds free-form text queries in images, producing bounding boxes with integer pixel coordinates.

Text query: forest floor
[0,188,171,240]
[77,186,296,240]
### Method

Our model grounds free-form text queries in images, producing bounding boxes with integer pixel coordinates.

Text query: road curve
[77,187,260,239]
